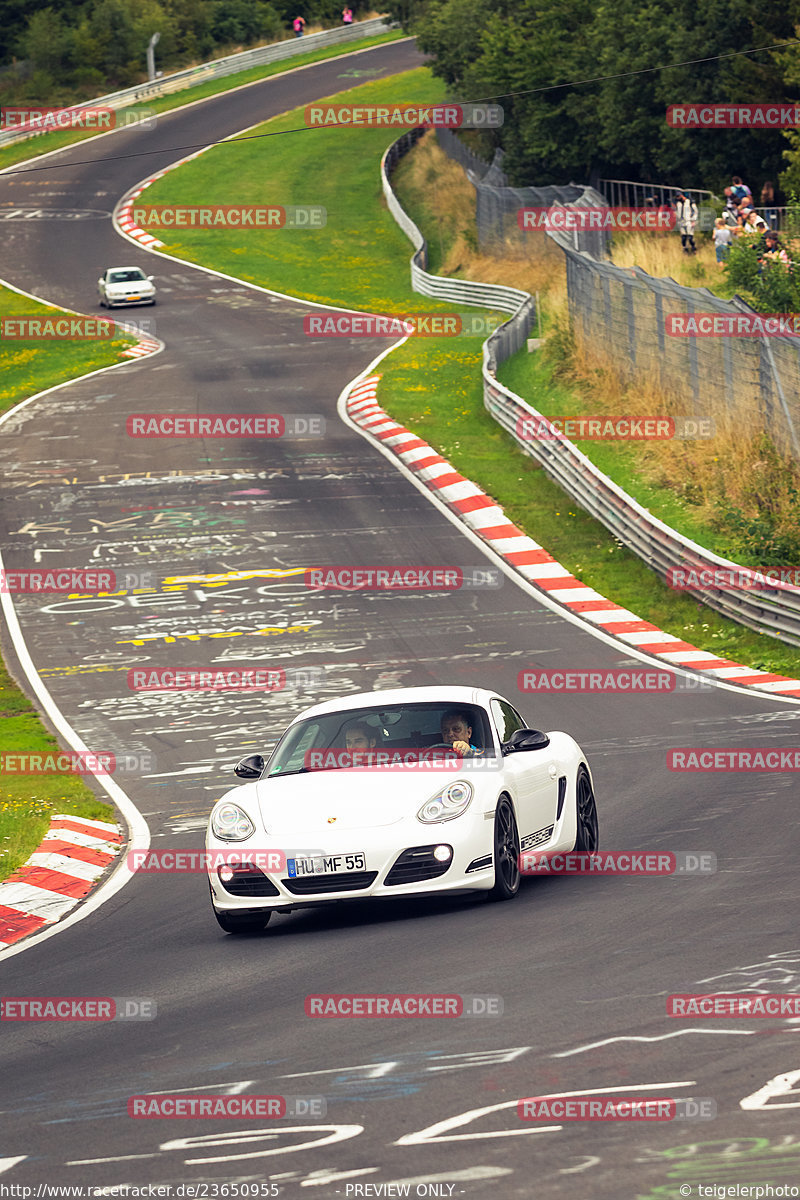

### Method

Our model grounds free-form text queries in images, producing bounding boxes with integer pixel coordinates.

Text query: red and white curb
[0,815,123,947]
[347,375,800,699]
[121,335,161,359]
[115,148,209,250]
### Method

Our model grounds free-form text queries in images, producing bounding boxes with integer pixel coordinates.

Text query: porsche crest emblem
[327,817,337,824]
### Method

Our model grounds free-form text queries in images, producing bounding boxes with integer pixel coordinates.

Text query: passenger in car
[344,722,378,751]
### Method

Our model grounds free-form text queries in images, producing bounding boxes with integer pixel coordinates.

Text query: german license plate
[287,852,365,877]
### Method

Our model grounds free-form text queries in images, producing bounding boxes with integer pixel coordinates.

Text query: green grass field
[0,285,131,879]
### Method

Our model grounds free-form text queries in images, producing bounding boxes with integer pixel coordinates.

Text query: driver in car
[440,710,481,757]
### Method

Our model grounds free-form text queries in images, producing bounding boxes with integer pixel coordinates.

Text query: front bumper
[207,822,495,912]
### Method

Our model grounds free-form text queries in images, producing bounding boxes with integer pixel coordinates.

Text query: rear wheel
[488,797,521,901]
[574,766,599,852]
[213,907,271,934]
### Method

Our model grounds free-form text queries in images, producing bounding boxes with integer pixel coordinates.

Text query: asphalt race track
[1,38,800,1200]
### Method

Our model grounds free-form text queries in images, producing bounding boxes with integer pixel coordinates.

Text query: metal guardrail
[599,178,715,209]
[381,129,534,370]
[384,130,800,646]
[0,18,394,150]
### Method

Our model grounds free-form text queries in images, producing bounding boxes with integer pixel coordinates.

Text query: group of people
[660,176,789,274]
[292,7,353,35]
[712,176,789,270]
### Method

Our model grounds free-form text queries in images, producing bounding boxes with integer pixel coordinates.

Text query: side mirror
[147,276,155,282]
[234,754,265,780]
[502,728,550,754]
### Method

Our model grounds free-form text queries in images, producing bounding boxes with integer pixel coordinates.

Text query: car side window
[491,699,526,744]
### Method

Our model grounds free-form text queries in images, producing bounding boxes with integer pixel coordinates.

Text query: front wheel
[574,765,599,852]
[213,907,271,934]
[488,797,521,901]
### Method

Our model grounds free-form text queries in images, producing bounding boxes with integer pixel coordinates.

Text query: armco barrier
[0,19,394,150]
[380,129,534,370]
[383,129,800,646]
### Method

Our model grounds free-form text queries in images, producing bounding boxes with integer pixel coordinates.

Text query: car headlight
[211,801,255,841]
[417,780,473,824]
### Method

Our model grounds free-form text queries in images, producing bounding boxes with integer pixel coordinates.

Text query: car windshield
[108,269,146,283]
[266,701,495,776]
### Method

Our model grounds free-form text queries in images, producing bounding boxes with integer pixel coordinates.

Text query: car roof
[106,266,146,272]
[292,685,501,723]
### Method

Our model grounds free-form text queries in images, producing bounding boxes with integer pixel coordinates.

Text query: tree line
[390,0,800,199]
[0,0,365,102]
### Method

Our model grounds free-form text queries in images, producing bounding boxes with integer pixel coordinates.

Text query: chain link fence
[383,128,800,646]
[436,129,800,462]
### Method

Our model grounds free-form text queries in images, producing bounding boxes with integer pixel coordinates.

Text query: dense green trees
[0,0,362,101]
[398,0,800,193]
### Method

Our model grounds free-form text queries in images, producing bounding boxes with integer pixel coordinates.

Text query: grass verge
[111,76,800,676]
[0,284,127,880]
[0,661,116,879]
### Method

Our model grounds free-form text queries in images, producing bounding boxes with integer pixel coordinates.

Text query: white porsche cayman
[206,685,598,934]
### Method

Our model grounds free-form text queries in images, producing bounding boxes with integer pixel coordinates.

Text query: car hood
[107,280,152,292]
[253,769,473,833]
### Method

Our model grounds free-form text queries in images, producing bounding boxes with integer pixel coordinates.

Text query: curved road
[1,39,799,1199]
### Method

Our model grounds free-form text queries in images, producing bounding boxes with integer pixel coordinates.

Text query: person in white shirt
[675,190,698,253]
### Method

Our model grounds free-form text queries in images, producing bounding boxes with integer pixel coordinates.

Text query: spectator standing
[713,218,732,269]
[761,181,779,229]
[293,14,306,36]
[342,5,354,22]
[675,189,698,253]
[731,175,752,205]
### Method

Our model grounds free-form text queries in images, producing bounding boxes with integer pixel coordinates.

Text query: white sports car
[206,685,598,934]
[98,266,156,307]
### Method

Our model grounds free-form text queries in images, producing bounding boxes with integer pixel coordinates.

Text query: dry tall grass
[404,132,800,560]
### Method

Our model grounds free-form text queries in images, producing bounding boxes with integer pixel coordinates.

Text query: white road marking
[740,1069,800,1110]
[552,1030,755,1057]
[395,1080,696,1144]
[0,1159,27,1175]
